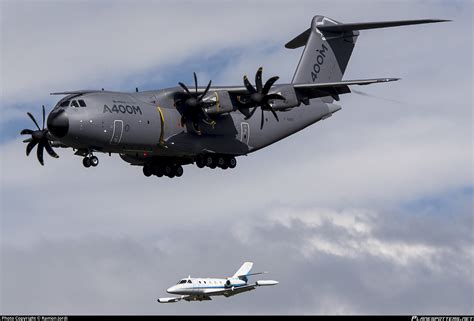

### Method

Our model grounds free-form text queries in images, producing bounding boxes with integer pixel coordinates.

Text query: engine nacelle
[204,91,234,115]
[268,85,299,111]
[224,278,246,288]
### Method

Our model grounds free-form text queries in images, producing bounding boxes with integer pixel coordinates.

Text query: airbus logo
[103,104,142,115]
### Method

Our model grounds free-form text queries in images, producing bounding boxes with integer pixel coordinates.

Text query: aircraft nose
[167,286,176,294]
[47,109,69,138]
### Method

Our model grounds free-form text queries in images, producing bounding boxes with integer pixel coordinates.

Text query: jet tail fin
[287,16,450,85]
[232,262,253,279]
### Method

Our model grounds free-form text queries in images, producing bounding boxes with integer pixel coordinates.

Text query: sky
[0,0,473,315]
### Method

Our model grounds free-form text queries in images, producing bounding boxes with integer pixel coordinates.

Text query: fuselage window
[71,100,79,108]
[78,99,86,107]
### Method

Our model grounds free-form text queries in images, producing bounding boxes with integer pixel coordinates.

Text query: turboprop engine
[203,91,235,115]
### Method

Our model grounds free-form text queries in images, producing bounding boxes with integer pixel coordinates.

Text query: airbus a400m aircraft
[21,15,447,178]
[157,262,278,303]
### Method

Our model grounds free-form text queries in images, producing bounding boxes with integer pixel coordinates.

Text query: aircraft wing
[157,296,189,303]
[181,78,398,103]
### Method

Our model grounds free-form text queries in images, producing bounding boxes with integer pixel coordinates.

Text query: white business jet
[158,262,278,303]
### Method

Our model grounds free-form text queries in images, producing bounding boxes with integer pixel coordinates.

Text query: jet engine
[224,278,246,288]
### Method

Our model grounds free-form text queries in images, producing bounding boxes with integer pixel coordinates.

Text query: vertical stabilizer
[288,16,359,84]
[232,262,253,279]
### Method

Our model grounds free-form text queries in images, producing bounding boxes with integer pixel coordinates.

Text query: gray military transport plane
[157,262,278,303]
[21,15,448,178]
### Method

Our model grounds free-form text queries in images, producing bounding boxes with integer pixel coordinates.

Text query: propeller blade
[255,67,263,93]
[23,138,33,143]
[179,82,192,96]
[269,106,280,122]
[193,72,198,94]
[260,109,264,129]
[26,140,38,156]
[243,75,256,94]
[262,76,280,95]
[37,141,45,166]
[42,105,45,130]
[44,140,59,158]
[20,129,33,135]
[198,80,212,101]
[246,106,258,120]
[27,112,41,131]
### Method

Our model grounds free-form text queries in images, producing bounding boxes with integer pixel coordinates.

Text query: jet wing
[157,296,189,303]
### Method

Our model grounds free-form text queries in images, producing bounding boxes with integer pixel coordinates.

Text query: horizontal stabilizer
[317,19,450,33]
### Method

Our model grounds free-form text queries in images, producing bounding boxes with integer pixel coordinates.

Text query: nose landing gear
[82,154,99,168]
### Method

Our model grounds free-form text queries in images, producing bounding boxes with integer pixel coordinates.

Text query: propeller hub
[185,97,198,108]
[251,93,263,104]
[32,130,45,141]
[47,109,69,138]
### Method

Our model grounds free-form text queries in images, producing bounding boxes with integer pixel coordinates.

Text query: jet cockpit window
[187,280,192,283]
[78,99,86,107]
[178,280,187,284]
[59,100,70,107]
[71,100,79,108]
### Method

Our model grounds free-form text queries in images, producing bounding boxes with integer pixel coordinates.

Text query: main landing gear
[143,162,184,178]
[82,154,99,168]
[195,154,237,170]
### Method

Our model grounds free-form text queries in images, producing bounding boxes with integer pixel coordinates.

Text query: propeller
[20,105,58,166]
[239,67,286,129]
[177,72,216,134]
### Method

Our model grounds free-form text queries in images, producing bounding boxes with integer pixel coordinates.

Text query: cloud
[1,0,473,315]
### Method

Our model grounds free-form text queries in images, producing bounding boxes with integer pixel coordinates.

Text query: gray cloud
[1,0,473,315]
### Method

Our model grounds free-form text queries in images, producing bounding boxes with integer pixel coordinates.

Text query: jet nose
[167,286,177,294]
[47,109,69,138]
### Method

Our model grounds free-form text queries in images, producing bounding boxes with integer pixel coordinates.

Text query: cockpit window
[59,100,70,107]
[71,100,79,108]
[187,280,192,283]
[78,99,86,107]
[178,280,187,284]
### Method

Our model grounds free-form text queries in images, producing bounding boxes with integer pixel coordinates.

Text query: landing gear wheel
[164,165,174,177]
[143,165,152,177]
[90,156,99,167]
[196,155,206,168]
[83,157,91,168]
[175,165,184,177]
[217,156,226,169]
[228,157,237,169]
[205,155,214,167]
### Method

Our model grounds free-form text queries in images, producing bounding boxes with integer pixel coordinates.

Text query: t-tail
[286,15,450,84]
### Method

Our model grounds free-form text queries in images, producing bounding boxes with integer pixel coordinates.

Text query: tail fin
[232,262,253,279]
[287,16,449,84]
